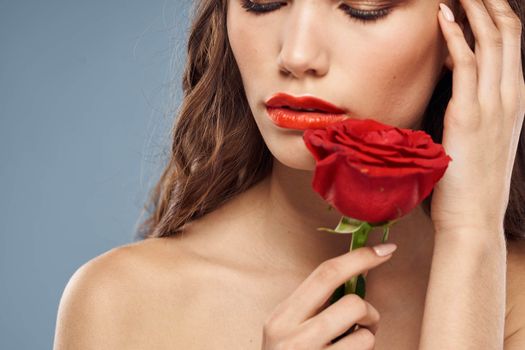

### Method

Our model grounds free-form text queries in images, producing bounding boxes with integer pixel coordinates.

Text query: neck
[183,157,435,279]
[240,158,435,276]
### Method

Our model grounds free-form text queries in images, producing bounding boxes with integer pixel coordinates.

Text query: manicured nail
[439,3,455,22]
[373,243,397,257]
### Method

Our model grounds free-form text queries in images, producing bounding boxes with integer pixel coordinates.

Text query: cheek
[336,17,445,128]
[227,9,271,88]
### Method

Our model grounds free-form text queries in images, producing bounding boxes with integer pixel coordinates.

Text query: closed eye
[239,0,392,24]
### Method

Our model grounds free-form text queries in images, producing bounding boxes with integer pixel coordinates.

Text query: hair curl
[135,0,525,242]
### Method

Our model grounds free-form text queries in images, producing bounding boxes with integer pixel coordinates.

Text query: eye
[338,4,391,23]
[239,0,287,14]
[239,0,391,23]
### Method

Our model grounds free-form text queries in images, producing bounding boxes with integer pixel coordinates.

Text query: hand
[430,0,525,235]
[261,245,396,349]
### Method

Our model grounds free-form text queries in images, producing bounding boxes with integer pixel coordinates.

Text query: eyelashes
[239,0,391,24]
[339,4,391,23]
[240,0,284,13]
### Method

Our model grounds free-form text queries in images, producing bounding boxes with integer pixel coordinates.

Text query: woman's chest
[131,301,425,350]
[125,276,427,350]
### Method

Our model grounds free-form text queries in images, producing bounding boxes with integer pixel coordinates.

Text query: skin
[223,0,525,348]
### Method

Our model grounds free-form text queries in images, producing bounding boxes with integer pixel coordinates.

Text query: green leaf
[343,216,364,226]
[333,216,365,233]
[317,227,348,234]
[382,226,390,243]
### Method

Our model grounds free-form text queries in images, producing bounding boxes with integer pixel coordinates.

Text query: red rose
[303,118,452,223]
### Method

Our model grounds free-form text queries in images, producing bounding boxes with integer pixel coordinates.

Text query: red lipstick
[265,93,350,130]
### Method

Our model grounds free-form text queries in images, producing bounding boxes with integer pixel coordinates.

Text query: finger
[438,4,478,109]
[297,294,380,347]
[325,327,376,350]
[483,0,524,116]
[272,245,395,326]
[457,0,502,111]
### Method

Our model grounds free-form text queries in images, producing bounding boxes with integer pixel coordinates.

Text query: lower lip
[266,107,350,130]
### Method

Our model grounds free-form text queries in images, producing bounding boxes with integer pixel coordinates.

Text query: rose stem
[331,220,395,342]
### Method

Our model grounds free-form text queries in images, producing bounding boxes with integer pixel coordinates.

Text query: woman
[54,0,525,349]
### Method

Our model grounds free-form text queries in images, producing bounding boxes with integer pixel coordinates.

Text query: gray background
[0,1,192,348]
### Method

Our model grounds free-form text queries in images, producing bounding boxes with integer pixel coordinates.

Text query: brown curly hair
[135,0,525,242]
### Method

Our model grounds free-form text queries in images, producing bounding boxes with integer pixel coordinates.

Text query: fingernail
[439,3,455,22]
[373,243,398,257]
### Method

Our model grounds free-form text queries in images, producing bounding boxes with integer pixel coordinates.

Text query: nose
[277,4,330,79]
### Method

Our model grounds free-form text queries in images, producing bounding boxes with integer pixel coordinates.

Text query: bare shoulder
[53,237,198,350]
[504,239,525,348]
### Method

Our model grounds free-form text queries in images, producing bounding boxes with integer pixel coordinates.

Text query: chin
[264,132,317,171]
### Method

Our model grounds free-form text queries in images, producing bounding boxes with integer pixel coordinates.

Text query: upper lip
[265,92,347,114]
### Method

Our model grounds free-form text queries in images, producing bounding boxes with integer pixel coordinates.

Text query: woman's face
[227,0,450,171]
